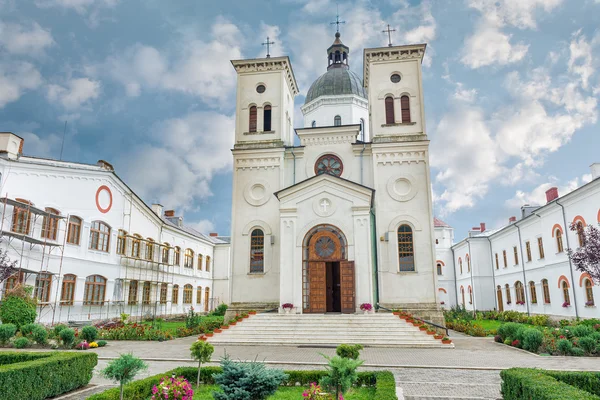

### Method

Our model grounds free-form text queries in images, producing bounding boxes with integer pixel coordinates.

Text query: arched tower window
[11,198,32,235]
[515,281,524,304]
[263,105,272,131]
[172,284,179,304]
[401,95,411,123]
[397,224,415,272]
[385,96,394,124]
[436,263,442,276]
[576,222,585,247]
[61,274,76,305]
[334,115,341,126]
[250,229,265,273]
[359,118,365,141]
[460,286,465,307]
[183,284,193,304]
[249,105,257,132]
[311,120,316,128]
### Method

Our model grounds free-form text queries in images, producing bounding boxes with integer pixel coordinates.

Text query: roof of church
[433,217,451,228]
[305,67,366,105]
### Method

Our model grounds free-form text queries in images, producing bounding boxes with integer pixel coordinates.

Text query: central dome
[305,68,366,105]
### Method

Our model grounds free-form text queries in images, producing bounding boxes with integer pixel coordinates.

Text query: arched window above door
[250,229,264,273]
[397,224,415,272]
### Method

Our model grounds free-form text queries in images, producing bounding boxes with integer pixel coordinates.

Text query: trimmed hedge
[545,371,600,397]
[0,351,97,400]
[501,368,600,400]
[88,367,398,400]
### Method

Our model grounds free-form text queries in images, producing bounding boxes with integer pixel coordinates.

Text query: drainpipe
[467,240,476,316]
[360,143,366,185]
[514,222,531,316]
[451,247,459,307]
[290,147,296,185]
[486,237,498,311]
[556,200,579,319]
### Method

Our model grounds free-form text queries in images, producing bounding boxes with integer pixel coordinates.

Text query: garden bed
[501,368,600,399]
[192,385,377,399]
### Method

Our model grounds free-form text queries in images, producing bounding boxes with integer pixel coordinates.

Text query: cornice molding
[235,156,281,171]
[301,94,368,114]
[363,44,426,88]
[374,150,427,165]
[231,57,299,96]
[300,133,357,147]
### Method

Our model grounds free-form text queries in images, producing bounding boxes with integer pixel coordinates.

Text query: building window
[174,246,181,265]
[116,230,127,255]
[128,280,138,305]
[385,96,394,124]
[184,248,194,268]
[529,281,537,304]
[41,208,60,240]
[505,284,512,304]
[172,284,179,304]
[537,237,545,259]
[197,286,202,304]
[584,279,594,306]
[142,281,151,305]
[468,286,473,304]
[334,115,341,126]
[89,221,111,252]
[562,281,570,305]
[183,284,193,304]
[60,274,76,305]
[162,243,170,264]
[315,154,343,177]
[495,253,499,270]
[515,281,525,304]
[204,287,210,312]
[513,246,519,265]
[146,239,155,261]
[249,105,257,132]
[576,222,585,247]
[4,273,23,291]
[11,199,32,235]
[66,216,82,245]
[467,255,471,272]
[401,95,411,123]
[556,229,564,253]
[206,256,211,272]
[360,118,365,141]
[525,241,532,262]
[263,105,272,131]
[250,229,265,273]
[459,258,463,274]
[198,254,203,271]
[131,234,141,258]
[436,263,442,276]
[460,286,465,307]
[503,250,507,268]
[34,273,52,303]
[311,120,316,128]
[497,285,503,307]
[542,279,551,304]
[160,283,167,304]
[397,225,415,272]
[84,275,106,305]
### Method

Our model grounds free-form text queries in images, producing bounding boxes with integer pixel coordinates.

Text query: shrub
[578,336,597,355]
[531,314,550,327]
[571,347,585,357]
[514,325,528,342]
[151,376,193,400]
[52,324,67,338]
[511,339,521,348]
[213,356,288,400]
[210,303,228,317]
[522,329,543,353]
[76,341,90,350]
[97,340,108,347]
[20,323,38,337]
[0,324,17,345]
[504,338,512,345]
[498,322,521,341]
[31,325,48,345]
[557,339,573,355]
[190,340,214,386]
[572,325,595,338]
[185,307,202,329]
[59,328,76,348]
[0,295,37,329]
[101,354,148,400]
[544,371,600,397]
[89,342,99,348]
[320,355,364,399]
[467,323,486,337]
[494,335,502,343]
[0,351,97,400]
[336,344,363,360]
[13,337,29,349]
[501,368,600,400]
[81,326,99,342]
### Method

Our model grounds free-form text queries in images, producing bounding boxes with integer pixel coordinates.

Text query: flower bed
[501,368,600,400]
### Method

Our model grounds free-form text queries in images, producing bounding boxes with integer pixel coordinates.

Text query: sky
[1,0,599,240]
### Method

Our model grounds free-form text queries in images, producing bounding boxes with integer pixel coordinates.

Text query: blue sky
[1,0,599,239]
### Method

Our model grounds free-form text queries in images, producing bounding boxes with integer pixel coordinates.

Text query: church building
[227,32,442,323]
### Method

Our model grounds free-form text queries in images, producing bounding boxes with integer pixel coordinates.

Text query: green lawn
[193,385,376,399]
[142,320,185,333]
[471,320,536,335]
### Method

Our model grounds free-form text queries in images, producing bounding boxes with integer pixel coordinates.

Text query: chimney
[545,187,559,203]
[164,210,175,217]
[151,204,164,216]
[97,160,114,171]
[0,132,24,160]
[509,216,517,224]
[591,163,600,180]
[480,222,486,233]
[209,233,218,237]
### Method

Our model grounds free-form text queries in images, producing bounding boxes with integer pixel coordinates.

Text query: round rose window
[315,236,336,258]
[314,154,343,177]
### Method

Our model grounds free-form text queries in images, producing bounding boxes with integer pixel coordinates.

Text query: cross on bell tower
[262,36,275,58]
[382,24,396,47]
[330,6,345,33]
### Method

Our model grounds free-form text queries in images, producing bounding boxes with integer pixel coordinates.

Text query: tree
[190,340,214,387]
[319,355,363,399]
[568,223,600,284]
[0,243,17,283]
[101,353,148,400]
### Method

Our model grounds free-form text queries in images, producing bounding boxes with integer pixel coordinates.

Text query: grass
[471,320,536,336]
[142,320,186,334]
[192,385,377,399]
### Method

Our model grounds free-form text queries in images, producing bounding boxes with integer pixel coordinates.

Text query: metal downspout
[486,237,498,310]
[290,147,296,185]
[467,240,476,315]
[515,222,531,315]
[556,200,579,319]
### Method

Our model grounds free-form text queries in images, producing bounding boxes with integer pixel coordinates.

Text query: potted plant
[241,312,249,319]
[419,324,428,331]
[426,328,435,335]
[412,320,421,326]
[221,324,229,330]
[434,334,443,340]
[393,309,401,316]
[442,336,452,344]
[248,310,257,315]
[585,300,595,307]
[204,331,214,337]
[214,328,222,333]
[562,301,570,308]
[198,335,207,341]
[359,303,373,314]
[282,303,294,314]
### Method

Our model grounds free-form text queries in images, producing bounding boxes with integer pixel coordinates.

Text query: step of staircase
[207,313,452,348]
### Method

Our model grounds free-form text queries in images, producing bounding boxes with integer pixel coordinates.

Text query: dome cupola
[327,32,349,70]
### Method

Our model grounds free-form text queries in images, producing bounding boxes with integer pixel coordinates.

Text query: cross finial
[262,36,275,58]
[382,24,396,47]
[330,5,345,33]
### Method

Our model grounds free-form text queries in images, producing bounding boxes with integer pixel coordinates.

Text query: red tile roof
[434,217,451,228]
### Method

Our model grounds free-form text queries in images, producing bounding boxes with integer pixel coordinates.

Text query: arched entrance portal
[302,225,355,313]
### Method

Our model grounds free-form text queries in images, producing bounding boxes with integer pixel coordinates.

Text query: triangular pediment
[275,174,373,206]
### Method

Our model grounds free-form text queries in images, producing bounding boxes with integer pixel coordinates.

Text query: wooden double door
[308,260,355,313]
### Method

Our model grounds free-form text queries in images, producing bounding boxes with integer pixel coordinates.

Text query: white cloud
[0,21,54,56]
[505,173,592,208]
[453,83,478,103]
[120,111,235,211]
[467,0,563,30]
[19,131,62,158]
[302,0,331,14]
[188,220,216,235]
[568,30,594,89]
[257,23,284,58]
[0,62,43,108]
[461,22,528,69]
[34,0,118,14]
[46,77,101,110]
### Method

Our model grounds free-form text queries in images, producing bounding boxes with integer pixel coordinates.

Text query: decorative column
[279,208,297,313]
[353,206,373,310]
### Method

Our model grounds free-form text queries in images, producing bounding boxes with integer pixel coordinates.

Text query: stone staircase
[206,313,452,348]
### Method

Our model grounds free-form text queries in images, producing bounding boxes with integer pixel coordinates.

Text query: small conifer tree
[101,353,147,400]
[190,340,214,387]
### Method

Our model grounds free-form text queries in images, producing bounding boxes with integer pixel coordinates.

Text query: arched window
[142,281,151,304]
[116,230,127,255]
[460,286,465,307]
[311,120,316,128]
[11,198,32,235]
[172,284,179,304]
[160,283,168,304]
[206,255,211,272]
[397,225,415,272]
[263,105,272,131]
[401,95,411,123]
[162,243,170,264]
[529,281,537,304]
[385,96,394,124]
[436,263,442,276]
[197,286,202,304]
[556,229,564,253]
[184,248,194,268]
[468,286,473,304]
[61,274,76,305]
[183,284,193,304]
[128,280,138,305]
[503,250,507,268]
[89,221,111,252]
[505,284,512,304]
[84,275,106,305]
[584,279,594,306]
[131,234,142,258]
[4,273,23,292]
[334,115,341,126]
[576,222,585,247]
[514,246,519,265]
[146,239,155,261]
[249,105,257,132]
[204,287,210,312]
[174,246,181,265]
[562,281,570,305]
[41,207,60,240]
[466,255,471,272]
[198,254,203,271]
[496,285,503,311]
[67,216,82,245]
[34,273,52,302]
[542,279,551,304]
[495,253,499,269]
[459,258,463,274]
[537,237,545,259]
[359,118,365,141]
[515,281,524,304]
[250,229,264,273]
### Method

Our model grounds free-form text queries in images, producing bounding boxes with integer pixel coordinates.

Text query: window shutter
[385,97,394,124]
[401,95,411,123]
[249,106,257,132]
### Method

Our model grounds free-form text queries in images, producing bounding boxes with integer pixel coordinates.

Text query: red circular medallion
[95,185,113,214]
